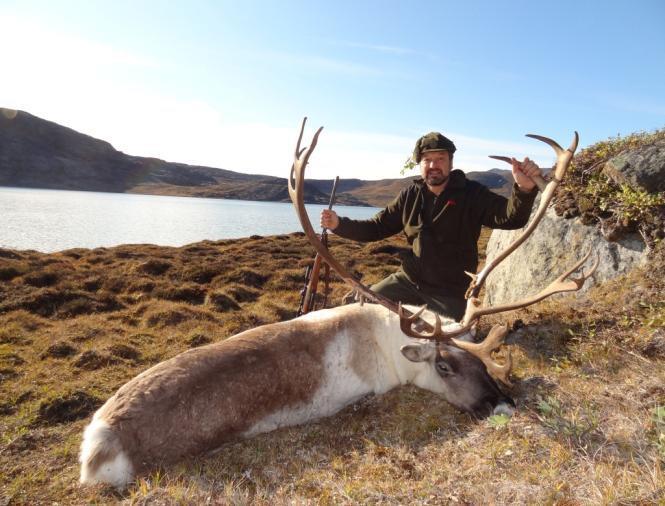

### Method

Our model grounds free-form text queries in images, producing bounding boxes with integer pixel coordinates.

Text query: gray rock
[483,196,648,306]
[602,140,665,193]
[642,329,665,359]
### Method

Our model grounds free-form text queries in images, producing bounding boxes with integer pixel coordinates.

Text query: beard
[425,170,448,187]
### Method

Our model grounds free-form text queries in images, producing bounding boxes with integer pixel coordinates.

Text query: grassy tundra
[1,129,664,504]
[0,230,663,504]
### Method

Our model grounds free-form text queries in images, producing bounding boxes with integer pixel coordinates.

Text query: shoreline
[0,183,374,207]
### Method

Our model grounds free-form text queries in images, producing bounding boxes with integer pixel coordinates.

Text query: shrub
[227,269,269,288]
[206,291,241,312]
[226,284,260,303]
[186,333,212,347]
[0,265,24,281]
[154,284,207,305]
[134,259,172,276]
[557,127,665,247]
[107,343,141,361]
[22,269,60,287]
[34,391,102,425]
[180,264,224,284]
[41,342,77,359]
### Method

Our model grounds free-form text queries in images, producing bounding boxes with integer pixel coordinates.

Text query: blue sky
[1,0,664,180]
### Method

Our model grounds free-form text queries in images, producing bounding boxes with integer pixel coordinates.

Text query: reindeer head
[400,324,515,418]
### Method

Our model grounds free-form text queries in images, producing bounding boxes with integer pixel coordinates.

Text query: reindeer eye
[435,361,451,376]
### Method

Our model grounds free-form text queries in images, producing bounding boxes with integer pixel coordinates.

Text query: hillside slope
[0,109,362,205]
[1,108,514,208]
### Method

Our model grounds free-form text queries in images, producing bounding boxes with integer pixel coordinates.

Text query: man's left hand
[511,157,542,192]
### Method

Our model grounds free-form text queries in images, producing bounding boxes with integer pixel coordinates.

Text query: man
[320,131,543,320]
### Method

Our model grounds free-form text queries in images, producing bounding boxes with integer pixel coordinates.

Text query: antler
[452,324,513,385]
[288,117,471,340]
[397,303,458,339]
[461,250,599,325]
[289,119,596,386]
[288,118,389,308]
[455,249,598,382]
[466,133,580,301]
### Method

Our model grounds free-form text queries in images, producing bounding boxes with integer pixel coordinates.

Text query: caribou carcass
[79,119,597,488]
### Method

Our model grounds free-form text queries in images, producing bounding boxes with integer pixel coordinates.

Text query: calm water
[0,187,381,253]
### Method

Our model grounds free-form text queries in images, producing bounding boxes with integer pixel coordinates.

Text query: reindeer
[79,119,597,488]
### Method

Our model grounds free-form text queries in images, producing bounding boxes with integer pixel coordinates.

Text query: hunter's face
[420,151,451,188]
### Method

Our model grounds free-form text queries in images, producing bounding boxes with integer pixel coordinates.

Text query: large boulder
[602,139,665,193]
[483,197,648,306]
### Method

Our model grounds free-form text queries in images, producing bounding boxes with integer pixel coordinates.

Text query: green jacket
[334,170,538,298]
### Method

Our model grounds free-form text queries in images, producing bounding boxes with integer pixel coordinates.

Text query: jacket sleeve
[476,183,538,229]
[333,189,407,242]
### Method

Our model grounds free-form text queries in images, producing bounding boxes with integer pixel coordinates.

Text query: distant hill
[0,108,514,208]
[308,167,514,207]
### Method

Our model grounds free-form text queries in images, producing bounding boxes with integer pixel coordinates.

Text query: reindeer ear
[400,342,437,363]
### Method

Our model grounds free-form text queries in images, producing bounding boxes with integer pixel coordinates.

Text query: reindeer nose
[492,401,515,417]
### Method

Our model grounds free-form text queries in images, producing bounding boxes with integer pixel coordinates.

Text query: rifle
[297,176,339,316]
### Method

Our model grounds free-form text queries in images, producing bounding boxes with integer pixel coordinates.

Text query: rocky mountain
[0,108,513,208]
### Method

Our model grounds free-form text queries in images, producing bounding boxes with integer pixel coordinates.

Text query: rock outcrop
[483,196,648,306]
[484,135,665,305]
[603,139,665,193]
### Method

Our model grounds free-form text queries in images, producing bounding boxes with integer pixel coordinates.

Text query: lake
[0,187,382,253]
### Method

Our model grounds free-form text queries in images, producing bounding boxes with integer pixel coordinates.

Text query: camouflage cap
[413,132,457,163]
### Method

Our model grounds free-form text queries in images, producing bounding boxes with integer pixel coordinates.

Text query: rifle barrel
[321,176,340,236]
[328,176,339,210]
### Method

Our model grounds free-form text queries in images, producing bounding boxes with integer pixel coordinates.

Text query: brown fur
[96,310,372,473]
[348,311,383,384]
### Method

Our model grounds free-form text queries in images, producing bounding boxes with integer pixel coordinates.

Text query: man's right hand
[320,209,339,231]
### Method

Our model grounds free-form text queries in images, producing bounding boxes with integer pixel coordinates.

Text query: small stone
[642,329,665,359]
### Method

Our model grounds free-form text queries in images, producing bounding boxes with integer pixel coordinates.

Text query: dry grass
[0,230,663,505]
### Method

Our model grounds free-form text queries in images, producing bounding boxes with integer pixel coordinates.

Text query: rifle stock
[302,253,324,314]
[297,176,339,316]
[296,264,312,316]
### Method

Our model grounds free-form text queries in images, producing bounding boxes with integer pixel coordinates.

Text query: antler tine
[526,132,580,155]
[400,309,442,340]
[461,250,599,326]
[294,117,308,158]
[288,117,475,342]
[398,302,472,341]
[488,155,547,192]
[288,119,376,300]
[456,251,597,382]
[556,249,598,286]
[452,324,513,385]
[289,119,323,192]
[526,132,579,181]
[398,302,427,321]
[525,134,564,155]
